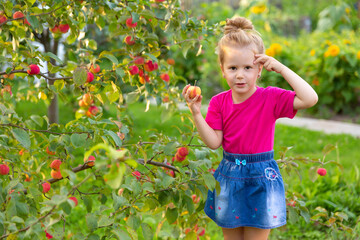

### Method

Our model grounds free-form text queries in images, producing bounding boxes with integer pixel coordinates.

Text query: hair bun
[224,17,254,34]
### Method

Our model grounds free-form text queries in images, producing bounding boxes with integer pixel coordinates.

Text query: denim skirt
[204,150,286,229]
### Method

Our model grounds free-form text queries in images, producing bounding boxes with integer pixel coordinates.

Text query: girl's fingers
[182,84,190,96]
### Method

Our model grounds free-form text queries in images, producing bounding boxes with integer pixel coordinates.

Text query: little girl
[182,17,318,240]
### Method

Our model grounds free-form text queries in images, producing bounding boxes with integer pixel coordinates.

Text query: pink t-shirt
[205,86,297,154]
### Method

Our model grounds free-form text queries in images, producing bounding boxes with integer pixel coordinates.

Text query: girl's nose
[236,70,244,79]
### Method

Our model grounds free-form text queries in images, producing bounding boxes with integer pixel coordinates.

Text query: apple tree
[0,0,222,239]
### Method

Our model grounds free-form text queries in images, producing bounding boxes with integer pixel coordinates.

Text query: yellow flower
[343,39,351,45]
[265,47,276,57]
[325,40,332,46]
[357,51,360,60]
[271,43,282,54]
[310,49,316,56]
[327,45,340,57]
[324,51,330,58]
[265,43,282,57]
[345,7,350,14]
[250,4,266,14]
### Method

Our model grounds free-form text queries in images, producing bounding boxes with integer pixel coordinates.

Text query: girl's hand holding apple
[182,84,202,115]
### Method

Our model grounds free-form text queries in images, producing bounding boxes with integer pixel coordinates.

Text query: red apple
[177,147,188,157]
[84,155,96,166]
[50,25,60,33]
[132,171,141,180]
[160,73,170,82]
[59,24,69,33]
[134,57,144,65]
[13,11,30,25]
[144,60,155,72]
[0,15,7,25]
[13,11,24,19]
[124,35,135,45]
[0,164,9,175]
[50,159,62,170]
[187,86,201,99]
[27,64,40,75]
[86,72,94,83]
[69,196,78,206]
[129,65,139,75]
[167,58,175,65]
[192,194,200,204]
[126,17,137,28]
[90,64,100,74]
[50,169,62,179]
[46,146,56,155]
[197,228,205,236]
[42,182,51,193]
[317,168,327,176]
[88,106,99,116]
[175,153,186,162]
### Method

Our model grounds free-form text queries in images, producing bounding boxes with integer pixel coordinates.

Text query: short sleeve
[205,96,223,130]
[272,87,297,119]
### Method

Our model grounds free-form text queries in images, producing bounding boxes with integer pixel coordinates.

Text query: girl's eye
[245,66,252,69]
[230,67,236,70]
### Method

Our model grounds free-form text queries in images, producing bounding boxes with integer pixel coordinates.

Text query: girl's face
[220,45,262,103]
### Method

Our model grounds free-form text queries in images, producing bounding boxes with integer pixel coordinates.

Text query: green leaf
[11,128,31,149]
[70,133,88,147]
[105,130,122,147]
[203,172,216,192]
[103,54,119,65]
[27,15,39,29]
[125,91,139,104]
[73,67,87,85]
[127,214,141,230]
[165,208,178,224]
[104,162,126,189]
[86,213,98,231]
[98,215,114,227]
[83,196,93,213]
[30,115,44,127]
[88,234,100,240]
[60,201,72,215]
[161,175,175,188]
[54,79,65,91]
[288,207,299,224]
[164,142,177,156]
[300,207,310,223]
[111,229,131,240]
[141,223,154,240]
[45,52,64,65]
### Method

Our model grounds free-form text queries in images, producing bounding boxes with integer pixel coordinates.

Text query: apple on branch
[126,17,137,28]
[27,64,40,75]
[0,13,7,25]
[90,64,100,74]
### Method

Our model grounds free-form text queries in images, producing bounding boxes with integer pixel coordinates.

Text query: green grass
[13,100,360,239]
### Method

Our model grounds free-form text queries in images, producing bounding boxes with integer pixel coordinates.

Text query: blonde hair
[217,17,265,65]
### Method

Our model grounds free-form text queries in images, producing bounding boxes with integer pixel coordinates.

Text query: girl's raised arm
[254,54,318,110]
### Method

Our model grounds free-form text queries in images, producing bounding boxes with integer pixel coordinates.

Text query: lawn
[14,99,360,239]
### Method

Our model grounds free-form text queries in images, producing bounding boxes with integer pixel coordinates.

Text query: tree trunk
[42,29,59,124]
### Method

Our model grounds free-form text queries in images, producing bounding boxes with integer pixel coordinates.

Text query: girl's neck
[231,86,258,104]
